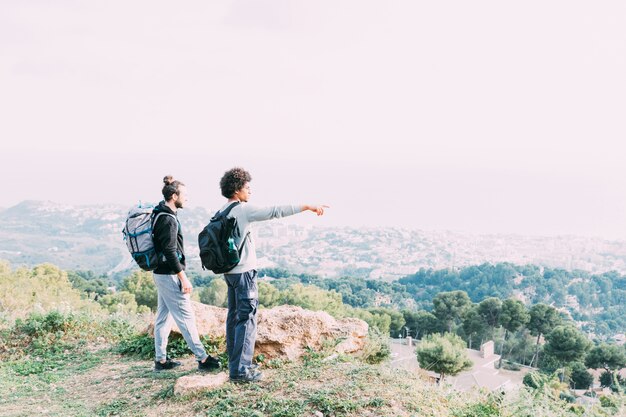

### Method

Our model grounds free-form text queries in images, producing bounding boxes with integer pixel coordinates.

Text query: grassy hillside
[3,343,622,417]
[1,309,623,417]
[0,262,624,416]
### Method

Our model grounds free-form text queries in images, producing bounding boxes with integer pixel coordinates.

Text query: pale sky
[1,1,625,239]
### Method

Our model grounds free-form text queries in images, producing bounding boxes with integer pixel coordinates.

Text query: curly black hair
[220,167,252,198]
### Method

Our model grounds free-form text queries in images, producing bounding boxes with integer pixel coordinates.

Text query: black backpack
[198,202,250,274]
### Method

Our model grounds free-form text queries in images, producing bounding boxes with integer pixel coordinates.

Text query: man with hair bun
[218,167,328,383]
[151,175,221,372]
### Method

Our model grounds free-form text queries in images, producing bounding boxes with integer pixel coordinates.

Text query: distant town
[1,200,626,278]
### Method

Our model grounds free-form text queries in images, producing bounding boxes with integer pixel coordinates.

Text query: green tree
[477,297,502,329]
[498,298,529,367]
[585,343,626,372]
[258,281,281,307]
[585,344,626,393]
[527,303,562,367]
[121,270,158,310]
[432,291,472,333]
[67,270,111,297]
[542,325,591,368]
[568,362,593,390]
[416,333,473,382]
[98,290,140,314]
[199,279,228,307]
[369,308,405,337]
[349,309,392,335]
[401,310,420,338]
[412,311,440,339]
[278,284,345,317]
[462,305,488,349]
[0,263,97,320]
[599,371,625,392]
[367,312,392,335]
[522,371,568,400]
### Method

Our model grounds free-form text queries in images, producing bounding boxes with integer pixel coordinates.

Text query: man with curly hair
[217,167,328,383]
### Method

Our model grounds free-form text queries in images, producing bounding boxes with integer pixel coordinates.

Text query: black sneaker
[198,355,221,371]
[154,357,181,371]
[230,369,262,384]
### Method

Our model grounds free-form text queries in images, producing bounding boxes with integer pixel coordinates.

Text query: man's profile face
[174,185,188,209]
[236,182,251,202]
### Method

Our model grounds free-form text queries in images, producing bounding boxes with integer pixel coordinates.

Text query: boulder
[174,372,229,395]
[256,305,368,360]
[147,301,368,360]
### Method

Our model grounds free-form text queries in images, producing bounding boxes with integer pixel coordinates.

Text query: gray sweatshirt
[219,202,303,274]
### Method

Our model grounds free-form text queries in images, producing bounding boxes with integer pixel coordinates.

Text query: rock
[147,301,368,360]
[256,306,368,360]
[174,372,229,395]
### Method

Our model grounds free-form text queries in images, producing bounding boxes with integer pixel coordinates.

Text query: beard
[174,200,184,209]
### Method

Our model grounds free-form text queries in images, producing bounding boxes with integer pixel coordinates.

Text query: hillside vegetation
[0,261,624,416]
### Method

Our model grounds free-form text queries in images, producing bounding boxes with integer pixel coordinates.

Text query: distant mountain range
[1,200,626,278]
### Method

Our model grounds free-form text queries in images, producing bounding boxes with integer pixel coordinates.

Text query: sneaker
[198,355,221,371]
[154,357,181,371]
[230,369,263,384]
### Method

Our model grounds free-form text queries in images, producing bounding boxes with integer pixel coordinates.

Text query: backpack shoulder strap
[151,212,176,229]
[214,201,240,219]
[238,231,251,256]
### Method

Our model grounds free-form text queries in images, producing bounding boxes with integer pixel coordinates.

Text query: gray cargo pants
[153,273,208,363]
[224,269,258,377]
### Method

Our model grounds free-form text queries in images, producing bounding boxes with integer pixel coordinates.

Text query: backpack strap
[151,212,178,260]
[238,231,251,255]
[215,201,240,219]
[151,212,176,229]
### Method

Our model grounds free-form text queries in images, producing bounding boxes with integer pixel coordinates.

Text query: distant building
[389,339,530,392]
[373,291,392,307]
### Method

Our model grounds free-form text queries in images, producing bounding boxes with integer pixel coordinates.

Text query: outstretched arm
[301,205,329,216]
[244,204,330,222]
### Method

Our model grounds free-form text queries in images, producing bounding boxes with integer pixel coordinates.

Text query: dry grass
[1,349,623,417]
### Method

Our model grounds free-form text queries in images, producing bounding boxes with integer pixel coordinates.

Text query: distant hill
[1,200,626,278]
[0,200,212,274]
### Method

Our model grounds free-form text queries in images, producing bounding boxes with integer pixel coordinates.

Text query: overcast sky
[1,1,625,239]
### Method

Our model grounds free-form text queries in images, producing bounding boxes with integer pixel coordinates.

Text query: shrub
[416,333,472,381]
[0,263,100,323]
[121,270,158,310]
[359,327,391,364]
[116,333,226,364]
[0,310,134,360]
[453,400,500,417]
[599,370,625,392]
[568,362,593,390]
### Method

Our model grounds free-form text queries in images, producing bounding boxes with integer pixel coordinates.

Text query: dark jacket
[152,201,185,274]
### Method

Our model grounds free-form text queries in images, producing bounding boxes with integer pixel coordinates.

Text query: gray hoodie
[219,202,303,274]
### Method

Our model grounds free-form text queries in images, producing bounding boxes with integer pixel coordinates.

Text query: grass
[0,311,623,417]
[2,347,624,417]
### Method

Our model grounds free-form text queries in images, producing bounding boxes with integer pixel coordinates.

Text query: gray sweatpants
[153,273,208,363]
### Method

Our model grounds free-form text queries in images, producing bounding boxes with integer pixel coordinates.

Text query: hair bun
[163,175,174,186]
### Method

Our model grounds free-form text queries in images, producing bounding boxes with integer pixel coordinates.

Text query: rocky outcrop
[147,301,368,360]
[255,305,368,360]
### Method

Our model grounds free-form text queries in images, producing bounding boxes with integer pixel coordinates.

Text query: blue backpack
[122,203,175,271]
